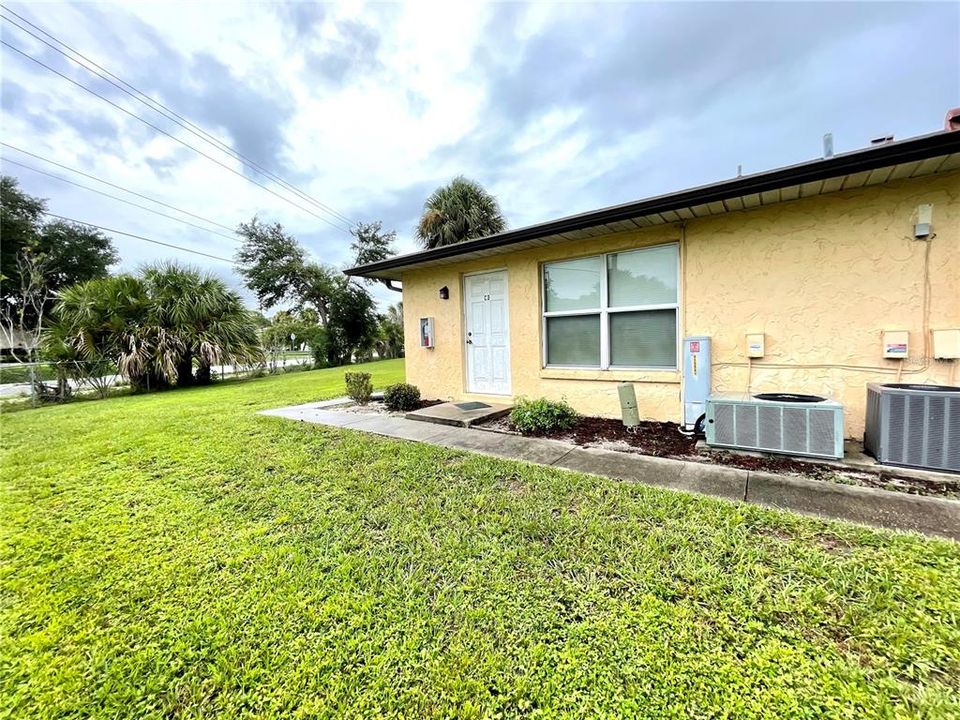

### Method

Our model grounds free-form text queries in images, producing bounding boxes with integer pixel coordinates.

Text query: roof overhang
[346,130,960,281]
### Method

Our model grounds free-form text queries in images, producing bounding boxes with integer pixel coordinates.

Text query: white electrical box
[931,329,960,359]
[882,330,909,359]
[419,317,435,348]
[745,333,765,358]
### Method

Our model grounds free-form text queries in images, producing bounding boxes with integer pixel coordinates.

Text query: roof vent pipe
[946,107,960,131]
[822,133,834,158]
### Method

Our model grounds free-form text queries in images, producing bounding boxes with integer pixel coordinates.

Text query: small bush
[509,397,578,435]
[344,371,373,405]
[383,383,421,411]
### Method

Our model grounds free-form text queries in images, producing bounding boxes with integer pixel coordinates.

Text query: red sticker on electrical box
[690,341,700,352]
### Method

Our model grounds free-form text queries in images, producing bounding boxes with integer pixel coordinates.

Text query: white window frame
[541,242,680,371]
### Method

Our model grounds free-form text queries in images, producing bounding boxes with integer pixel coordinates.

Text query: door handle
[466,339,473,344]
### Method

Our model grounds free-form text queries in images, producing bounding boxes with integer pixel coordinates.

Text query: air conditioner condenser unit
[864,383,959,472]
[706,392,844,460]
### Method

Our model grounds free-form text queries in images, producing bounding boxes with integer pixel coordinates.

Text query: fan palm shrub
[46,263,263,392]
[141,263,262,385]
[416,176,506,249]
[49,275,160,391]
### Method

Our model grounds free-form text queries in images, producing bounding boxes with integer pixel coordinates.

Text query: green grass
[2,358,959,719]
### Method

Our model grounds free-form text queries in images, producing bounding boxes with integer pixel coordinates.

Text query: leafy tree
[296,262,340,326]
[350,220,400,292]
[325,278,379,365]
[235,216,339,325]
[40,221,118,295]
[1,176,45,304]
[416,176,506,249]
[235,217,306,311]
[1,176,117,326]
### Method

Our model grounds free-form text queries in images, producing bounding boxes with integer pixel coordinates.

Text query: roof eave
[345,130,960,280]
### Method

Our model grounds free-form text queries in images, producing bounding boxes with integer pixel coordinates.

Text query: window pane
[544,256,601,311]
[607,245,677,307]
[546,315,600,366]
[609,310,677,367]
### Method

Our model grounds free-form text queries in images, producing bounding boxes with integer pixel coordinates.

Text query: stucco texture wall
[401,171,960,437]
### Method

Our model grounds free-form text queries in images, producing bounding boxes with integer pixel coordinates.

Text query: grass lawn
[2,358,959,719]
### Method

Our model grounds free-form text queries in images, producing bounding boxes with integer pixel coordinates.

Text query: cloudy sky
[1,1,957,310]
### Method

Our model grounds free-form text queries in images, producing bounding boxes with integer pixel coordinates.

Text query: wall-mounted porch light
[439,286,449,300]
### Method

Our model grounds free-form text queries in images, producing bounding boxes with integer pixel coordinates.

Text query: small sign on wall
[882,330,909,359]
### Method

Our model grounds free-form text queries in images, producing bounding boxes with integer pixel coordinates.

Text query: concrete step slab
[405,401,512,428]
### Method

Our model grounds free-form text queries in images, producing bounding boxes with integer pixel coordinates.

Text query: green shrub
[344,371,373,405]
[383,383,421,411]
[509,397,578,435]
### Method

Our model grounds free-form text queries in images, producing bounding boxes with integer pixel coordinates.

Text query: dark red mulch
[476,415,958,498]
[417,399,444,410]
[496,416,697,456]
[568,417,697,457]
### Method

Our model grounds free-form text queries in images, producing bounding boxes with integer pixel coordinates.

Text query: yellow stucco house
[348,127,960,439]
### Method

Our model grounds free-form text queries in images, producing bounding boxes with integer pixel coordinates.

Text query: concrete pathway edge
[259,405,960,541]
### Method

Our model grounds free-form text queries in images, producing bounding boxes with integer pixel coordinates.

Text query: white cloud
[0,0,956,314]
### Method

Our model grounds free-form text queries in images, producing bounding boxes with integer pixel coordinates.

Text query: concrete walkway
[260,401,960,541]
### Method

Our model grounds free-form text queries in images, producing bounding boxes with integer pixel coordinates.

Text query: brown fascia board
[345,130,960,278]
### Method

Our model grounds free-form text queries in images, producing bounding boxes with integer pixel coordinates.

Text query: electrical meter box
[746,333,765,358]
[419,317,435,348]
[931,329,960,359]
[682,336,711,429]
[882,330,909,359]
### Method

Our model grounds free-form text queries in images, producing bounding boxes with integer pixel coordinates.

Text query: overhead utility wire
[0,39,352,235]
[41,212,234,263]
[0,6,356,228]
[1,143,238,233]
[2,157,240,243]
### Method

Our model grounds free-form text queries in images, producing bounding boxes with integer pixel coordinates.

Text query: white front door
[464,271,511,395]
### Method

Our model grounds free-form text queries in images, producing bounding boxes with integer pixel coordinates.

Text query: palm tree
[382,302,404,358]
[140,262,262,385]
[46,264,263,391]
[45,274,153,392]
[416,176,506,249]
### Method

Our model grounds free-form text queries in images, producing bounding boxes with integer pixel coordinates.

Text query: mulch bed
[476,415,959,498]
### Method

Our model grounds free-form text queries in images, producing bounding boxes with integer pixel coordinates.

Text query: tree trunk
[195,362,212,385]
[176,347,194,387]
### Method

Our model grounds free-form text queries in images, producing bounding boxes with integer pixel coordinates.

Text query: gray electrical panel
[682,336,711,429]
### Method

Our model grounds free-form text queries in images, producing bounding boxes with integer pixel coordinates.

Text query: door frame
[461,268,511,396]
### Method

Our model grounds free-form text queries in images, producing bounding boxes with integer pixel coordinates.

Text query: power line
[41,212,235,263]
[0,5,357,227]
[1,142,237,233]
[0,38,353,235]
[2,157,240,242]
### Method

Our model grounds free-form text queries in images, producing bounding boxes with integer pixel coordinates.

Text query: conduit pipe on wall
[715,224,941,381]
